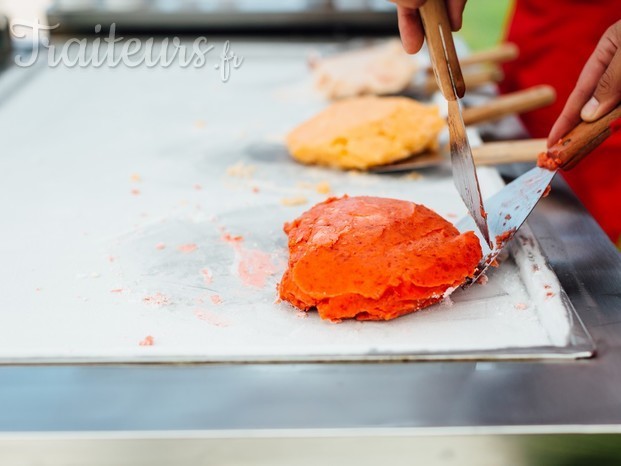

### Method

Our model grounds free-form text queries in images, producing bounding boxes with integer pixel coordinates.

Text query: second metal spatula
[457,104,621,285]
[420,0,491,247]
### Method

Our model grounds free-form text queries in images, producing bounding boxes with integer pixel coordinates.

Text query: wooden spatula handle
[420,0,465,100]
[462,85,556,126]
[459,43,519,68]
[472,139,546,165]
[548,105,621,170]
[423,65,502,95]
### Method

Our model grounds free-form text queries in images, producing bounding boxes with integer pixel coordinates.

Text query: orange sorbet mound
[278,196,482,322]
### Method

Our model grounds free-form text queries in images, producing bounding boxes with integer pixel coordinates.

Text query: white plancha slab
[0,41,592,362]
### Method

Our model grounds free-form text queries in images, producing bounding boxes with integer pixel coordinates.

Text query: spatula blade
[456,166,556,282]
[447,99,491,247]
[485,167,556,246]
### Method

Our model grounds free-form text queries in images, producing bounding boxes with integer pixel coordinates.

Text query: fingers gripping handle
[419,0,465,100]
[545,105,621,171]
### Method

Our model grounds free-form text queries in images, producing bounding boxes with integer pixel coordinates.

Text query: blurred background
[0,0,512,50]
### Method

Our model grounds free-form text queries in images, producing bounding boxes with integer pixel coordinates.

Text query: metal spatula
[457,104,621,285]
[420,0,491,246]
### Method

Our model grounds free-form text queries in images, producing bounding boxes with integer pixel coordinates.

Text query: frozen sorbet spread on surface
[286,96,445,169]
[278,196,482,322]
[311,39,417,99]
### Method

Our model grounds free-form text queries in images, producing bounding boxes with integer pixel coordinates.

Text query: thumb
[581,43,621,122]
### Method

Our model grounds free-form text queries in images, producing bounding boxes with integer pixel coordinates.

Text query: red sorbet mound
[278,196,482,321]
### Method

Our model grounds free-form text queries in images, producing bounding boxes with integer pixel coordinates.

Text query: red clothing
[499,0,621,244]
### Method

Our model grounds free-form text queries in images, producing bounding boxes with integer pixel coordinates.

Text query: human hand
[390,0,468,53]
[548,20,621,145]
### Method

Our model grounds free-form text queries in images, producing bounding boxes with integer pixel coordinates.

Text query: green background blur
[459,0,513,50]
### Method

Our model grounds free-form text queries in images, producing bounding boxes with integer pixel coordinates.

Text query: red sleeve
[500,0,621,244]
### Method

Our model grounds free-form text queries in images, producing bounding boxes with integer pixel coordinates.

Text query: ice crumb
[143,293,171,306]
[194,308,229,327]
[194,120,206,129]
[210,294,222,305]
[441,296,454,307]
[403,172,423,181]
[200,268,213,285]
[177,243,198,253]
[226,161,256,178]
[293,181,332,194]
[221,232,243,243]
[90,272,100,279]
[281,196,308,206]
[315,181,331,194]
[475,274,488,285]
[307,50,320,69]
[139,335,154,346]
[442,286,458,299]
[220,229,277,288]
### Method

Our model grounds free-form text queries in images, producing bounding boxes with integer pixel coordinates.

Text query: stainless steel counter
[1,37,621,465]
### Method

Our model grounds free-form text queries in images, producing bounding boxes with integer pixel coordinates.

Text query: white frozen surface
[0,42,578,362]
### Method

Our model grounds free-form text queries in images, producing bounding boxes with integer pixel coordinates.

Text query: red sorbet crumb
[139,335,154,346]
[155,242,166,250]
[143,293,171,306]
[200,268,213,285]
[221,232,243,243]
[536,146,563,171]
[495,228,516,249]
[211,294,222,305]
[177,243,198,253]
[475,274,489,285]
